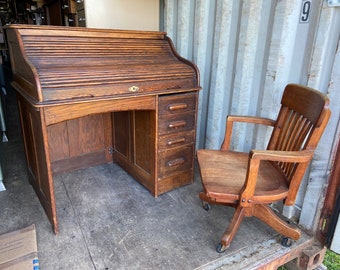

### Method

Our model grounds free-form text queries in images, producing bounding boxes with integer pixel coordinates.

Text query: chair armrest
[227,115,276,126]
[221,115,276,150]
[240,149,314,207]
[250,149,314,163]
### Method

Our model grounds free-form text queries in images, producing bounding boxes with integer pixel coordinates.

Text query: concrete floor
[0,88,313,270]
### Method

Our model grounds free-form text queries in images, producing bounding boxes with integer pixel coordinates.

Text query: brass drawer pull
[167,137,186,145]
[168,103,188,111]
[168,120,186,128]
[128,86,140,93]
[167,157,185,167]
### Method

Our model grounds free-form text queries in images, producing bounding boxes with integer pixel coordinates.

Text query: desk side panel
[6,29,42,102]
[16,95,58,233]
[113,110,156,195]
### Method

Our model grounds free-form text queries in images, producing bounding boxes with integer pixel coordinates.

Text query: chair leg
[218,206,246,251]
[253,204,301,240]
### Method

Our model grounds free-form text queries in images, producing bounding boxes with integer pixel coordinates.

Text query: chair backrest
[267,84,331,203]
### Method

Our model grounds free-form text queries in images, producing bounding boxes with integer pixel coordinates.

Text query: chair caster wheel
[216,243,228,253]
[202,201,211,211]
[281,237,292,247]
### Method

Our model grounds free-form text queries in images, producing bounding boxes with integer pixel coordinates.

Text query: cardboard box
[0,224,39,270]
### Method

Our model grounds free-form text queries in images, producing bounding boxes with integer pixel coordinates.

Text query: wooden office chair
[197,84,331,253]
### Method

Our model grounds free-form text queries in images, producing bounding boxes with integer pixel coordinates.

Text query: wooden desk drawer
[159,92,197,116]
[158,112,196,135]
[158,130,195,149]
[158,145,194,179]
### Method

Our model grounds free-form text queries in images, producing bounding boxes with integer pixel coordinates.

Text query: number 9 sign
[300,0,312,23]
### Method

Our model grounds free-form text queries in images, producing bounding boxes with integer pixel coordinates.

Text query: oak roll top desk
[5,25,200,234]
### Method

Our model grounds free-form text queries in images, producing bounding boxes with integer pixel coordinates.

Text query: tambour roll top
[5,25,199,103]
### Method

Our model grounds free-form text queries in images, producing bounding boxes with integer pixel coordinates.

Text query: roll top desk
[5,25,200,233]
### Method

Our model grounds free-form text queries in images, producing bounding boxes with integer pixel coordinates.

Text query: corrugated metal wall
[162,0,340,231]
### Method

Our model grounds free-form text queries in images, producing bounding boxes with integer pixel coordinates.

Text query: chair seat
[197,149,289,204]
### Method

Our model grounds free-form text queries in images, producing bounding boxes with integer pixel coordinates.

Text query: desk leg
[17,97,58,234]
